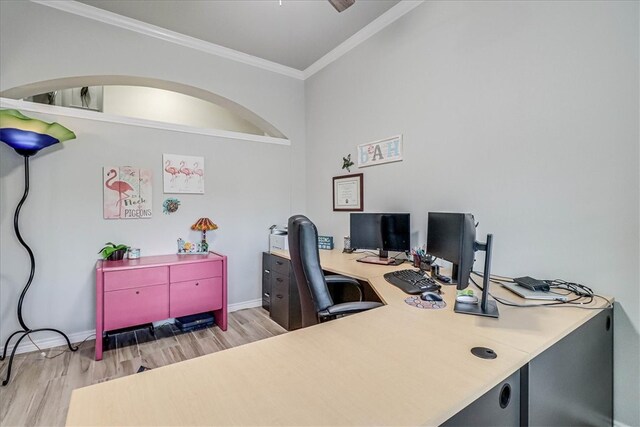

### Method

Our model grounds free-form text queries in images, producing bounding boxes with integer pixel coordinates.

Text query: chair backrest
[288,215,334,327]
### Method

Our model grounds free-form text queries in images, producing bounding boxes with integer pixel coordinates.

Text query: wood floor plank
[0,308,285,427]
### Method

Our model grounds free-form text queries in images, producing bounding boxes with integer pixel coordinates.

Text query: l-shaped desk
[66,249,612,426]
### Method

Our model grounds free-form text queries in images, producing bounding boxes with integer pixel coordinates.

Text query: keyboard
[384,269,441,295]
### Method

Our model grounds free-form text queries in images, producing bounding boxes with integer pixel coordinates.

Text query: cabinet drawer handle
[136,291,140,295]
[276,278,284,282]
[276,294,283,299]
[276,261,283,266]
[195,282,199,286]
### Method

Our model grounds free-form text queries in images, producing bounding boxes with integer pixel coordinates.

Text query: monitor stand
[356,249,403,266]
[454,234,499,318]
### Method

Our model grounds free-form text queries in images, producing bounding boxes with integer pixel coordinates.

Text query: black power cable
[470,272,613,310]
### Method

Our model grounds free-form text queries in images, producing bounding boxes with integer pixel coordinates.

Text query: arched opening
[0,76,287,139]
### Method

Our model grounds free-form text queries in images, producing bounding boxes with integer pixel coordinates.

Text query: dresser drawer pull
[136,291,140,294]
[276,278,284,283]
[276,261,284,266]
[195,282,199,286]
[276,294,283,299]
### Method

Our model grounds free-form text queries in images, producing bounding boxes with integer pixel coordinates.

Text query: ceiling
[78,0,400,71]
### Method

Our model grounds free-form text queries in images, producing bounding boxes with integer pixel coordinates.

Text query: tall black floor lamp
[0,109,78,386]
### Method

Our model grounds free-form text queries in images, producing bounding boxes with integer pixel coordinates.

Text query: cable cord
[27,333,96,359]
[470,272,613,310]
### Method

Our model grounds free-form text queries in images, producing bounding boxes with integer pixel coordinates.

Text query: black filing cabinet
[262,252,301,331]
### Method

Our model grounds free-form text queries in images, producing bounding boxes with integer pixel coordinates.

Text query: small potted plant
[99,242,129,261]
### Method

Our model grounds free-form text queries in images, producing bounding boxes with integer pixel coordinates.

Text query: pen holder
[413,255,433,271]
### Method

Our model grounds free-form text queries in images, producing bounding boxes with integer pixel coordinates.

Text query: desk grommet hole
[471,346,497,359]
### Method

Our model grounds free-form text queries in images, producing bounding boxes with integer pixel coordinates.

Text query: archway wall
[0,1,307,348]
[2,77,284,138]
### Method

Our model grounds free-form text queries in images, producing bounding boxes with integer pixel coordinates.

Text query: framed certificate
[333,173,363,211]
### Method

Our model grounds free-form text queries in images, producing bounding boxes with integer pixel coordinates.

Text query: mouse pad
[404,295,447,310]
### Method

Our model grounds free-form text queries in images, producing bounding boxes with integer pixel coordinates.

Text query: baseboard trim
[4,299,264,355]
[228,299,263,312]
[613,420,632,427]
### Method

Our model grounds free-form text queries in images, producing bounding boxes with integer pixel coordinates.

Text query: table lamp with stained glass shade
[0,109,78,386]
[191,217,218,252]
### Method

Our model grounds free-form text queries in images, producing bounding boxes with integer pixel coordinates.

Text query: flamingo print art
[105,168,134,207]
[164,160,180,182]
[179,161,193,181]
[193,162,204,183]
[162,155,204,194]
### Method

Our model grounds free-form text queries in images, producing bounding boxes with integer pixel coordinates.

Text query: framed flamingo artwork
[163,153,205,194]
[103,166,153,219]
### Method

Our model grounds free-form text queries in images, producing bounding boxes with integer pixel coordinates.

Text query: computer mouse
[456,294,479,304]
[420,292,443,302]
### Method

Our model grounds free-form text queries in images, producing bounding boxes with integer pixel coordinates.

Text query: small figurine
[342,154,354,172]
[177,238,185,253]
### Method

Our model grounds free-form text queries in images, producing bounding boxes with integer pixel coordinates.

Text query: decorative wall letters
[357,135,403,168]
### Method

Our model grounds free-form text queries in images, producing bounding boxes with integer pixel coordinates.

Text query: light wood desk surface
[66,249,609,426]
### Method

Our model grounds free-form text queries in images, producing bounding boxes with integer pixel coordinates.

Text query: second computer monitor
[350,213,410,258]
[426,212,476,290]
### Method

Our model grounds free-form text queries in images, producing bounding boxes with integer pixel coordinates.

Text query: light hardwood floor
[0,308,286,427]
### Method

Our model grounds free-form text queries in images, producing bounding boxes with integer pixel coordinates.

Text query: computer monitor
[350,213,410,260]
[426,212,498,318]
[426,212,476,289]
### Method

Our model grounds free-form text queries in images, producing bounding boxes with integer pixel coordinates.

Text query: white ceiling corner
[31,0,424,80]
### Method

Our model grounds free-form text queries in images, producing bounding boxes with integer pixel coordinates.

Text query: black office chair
[288,215,383,328]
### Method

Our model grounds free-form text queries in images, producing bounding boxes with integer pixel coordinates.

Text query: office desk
[66,249,611,426]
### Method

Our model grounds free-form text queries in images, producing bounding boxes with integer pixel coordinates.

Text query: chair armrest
[320,301,383,317]
[324,275,363,300]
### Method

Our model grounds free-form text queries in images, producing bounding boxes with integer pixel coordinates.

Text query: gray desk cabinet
[522,308,613,426]
[443,309,613,426]
[262,252,301,331]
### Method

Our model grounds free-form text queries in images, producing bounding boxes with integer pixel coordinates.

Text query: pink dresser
[95,252,227,360]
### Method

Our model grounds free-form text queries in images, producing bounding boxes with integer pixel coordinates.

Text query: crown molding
[31,0,305,80]
[0,98,291,146]
[30,0,424,81]
[303,1,424,79]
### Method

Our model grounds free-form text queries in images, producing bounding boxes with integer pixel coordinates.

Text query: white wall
[305,1,638,425]
[0,1,306,350]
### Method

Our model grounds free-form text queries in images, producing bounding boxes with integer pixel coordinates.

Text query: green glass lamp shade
[0,109,76,156]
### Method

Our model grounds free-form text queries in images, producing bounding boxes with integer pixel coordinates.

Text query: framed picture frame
[333,173,363,211]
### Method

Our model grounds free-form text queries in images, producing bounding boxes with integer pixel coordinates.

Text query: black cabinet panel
[523,309,613,426]
[262,252,271,311]
[262,253,301,331]
[443,370,520,426]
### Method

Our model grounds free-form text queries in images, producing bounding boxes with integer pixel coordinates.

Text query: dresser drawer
[170,261,222,283]
[104,266,168,292]
[270,271,290,329]
[271,256,290,275]
[170,277,223,318]
[104,284,169,331]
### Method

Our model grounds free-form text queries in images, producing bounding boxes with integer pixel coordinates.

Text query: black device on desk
[350,213,410,266]
[384,270,441,294]
[513,276,550,292]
